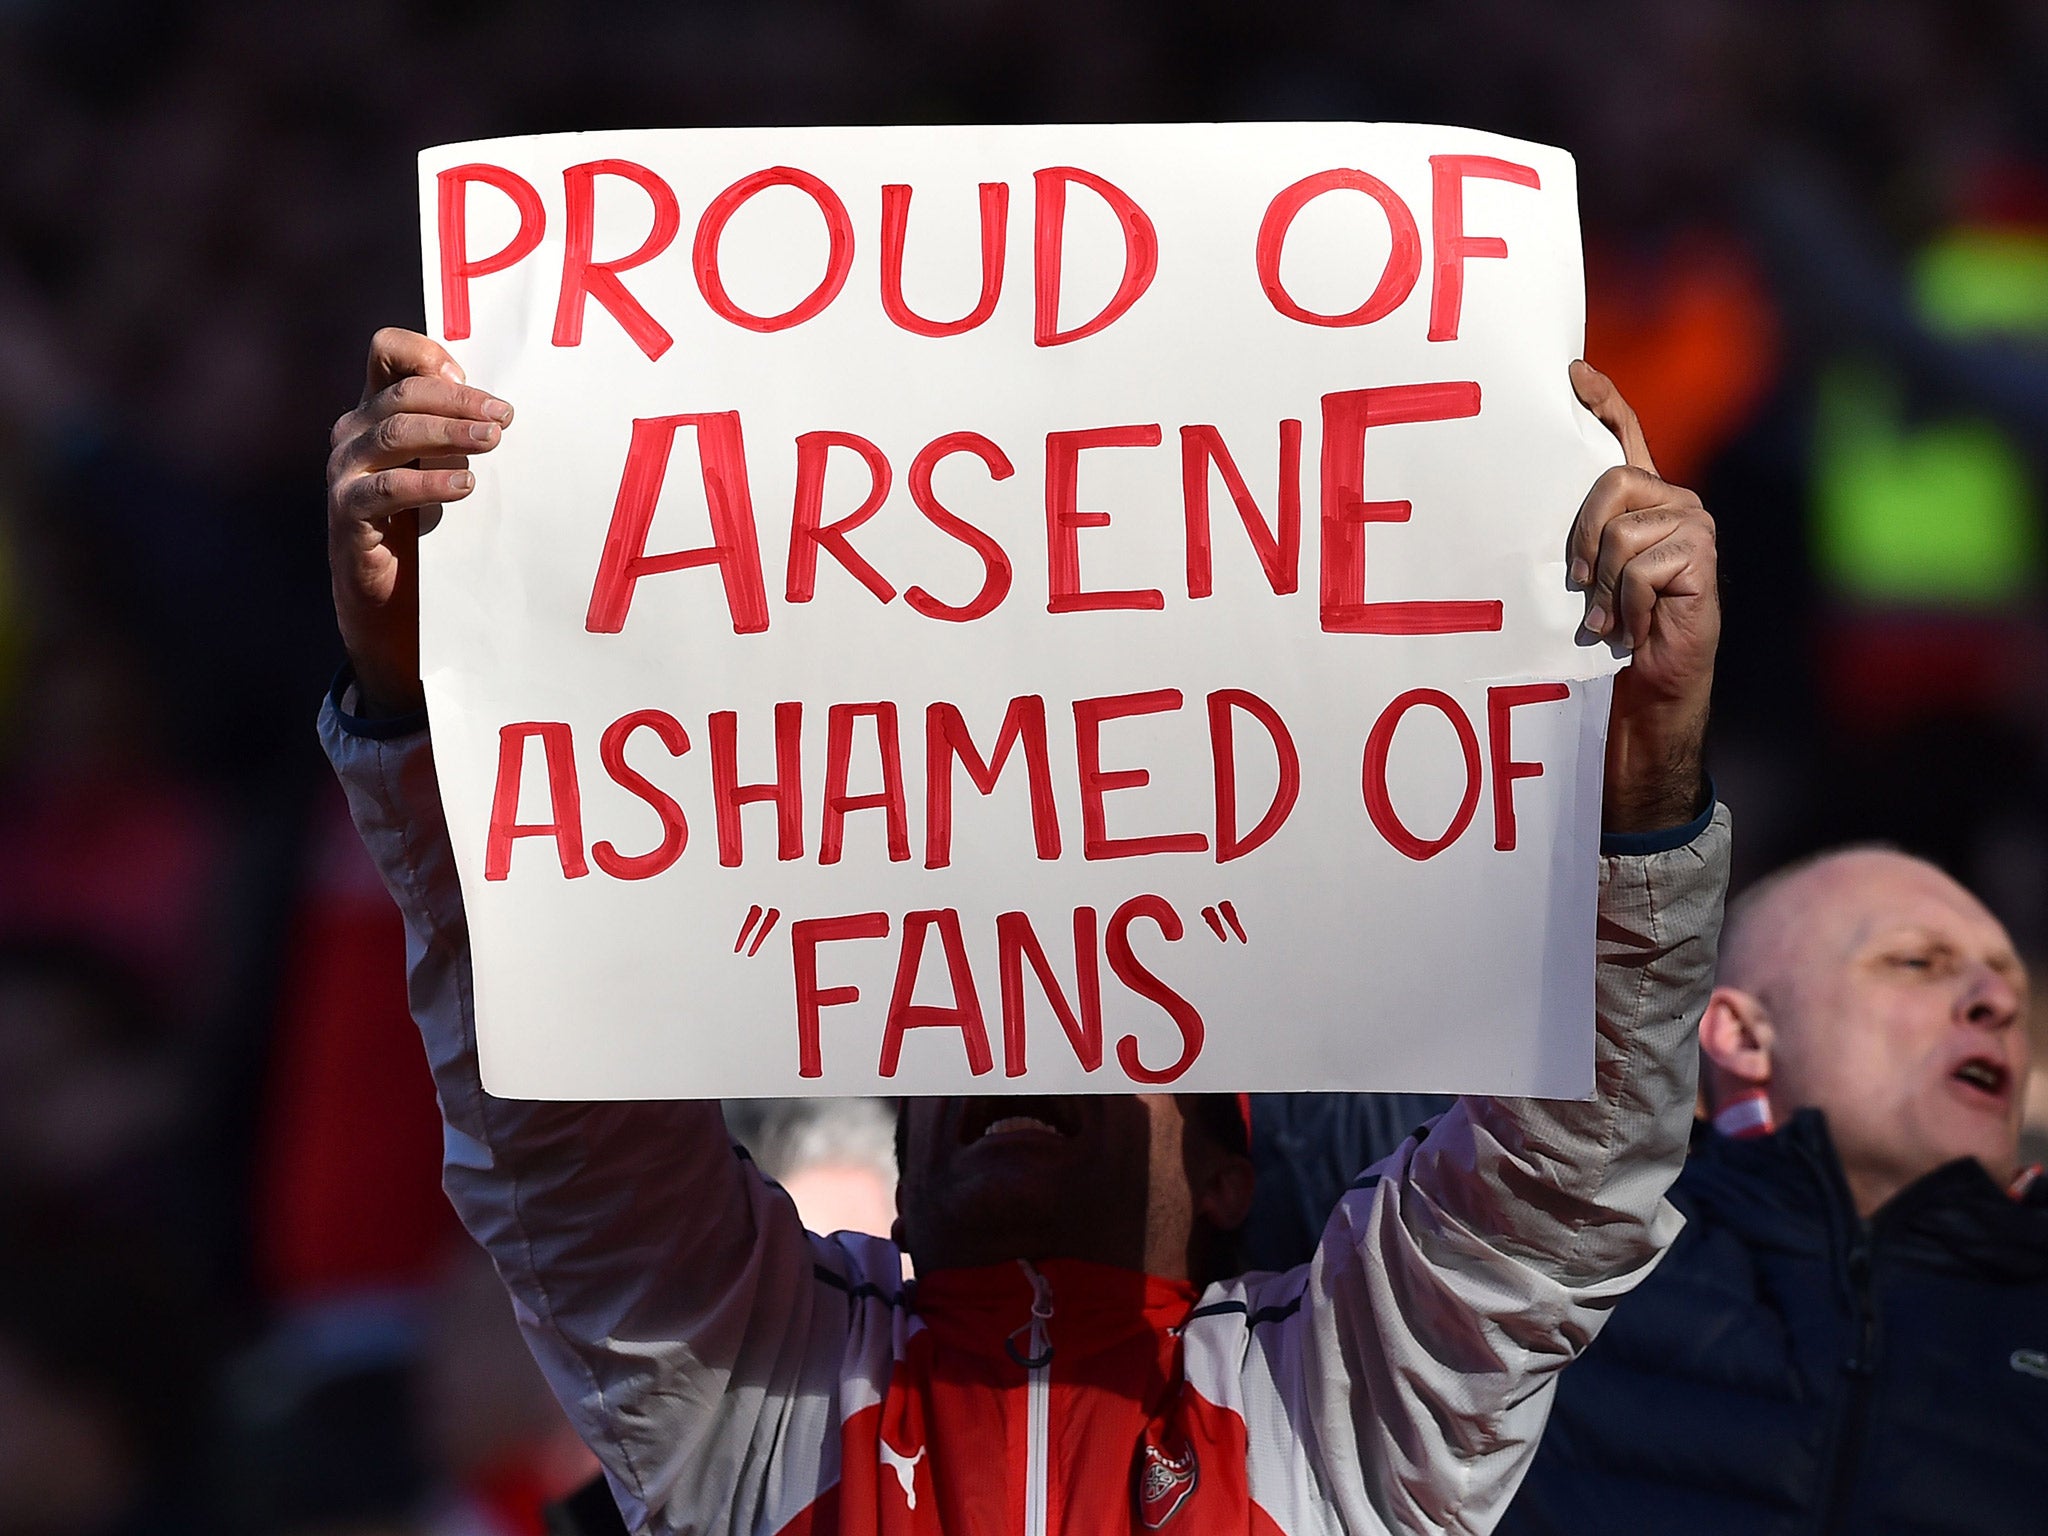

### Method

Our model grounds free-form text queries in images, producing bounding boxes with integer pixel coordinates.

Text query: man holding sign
[324,125,1725,1535]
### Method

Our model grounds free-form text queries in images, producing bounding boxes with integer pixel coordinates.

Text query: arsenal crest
[1134,1437,1200,1529]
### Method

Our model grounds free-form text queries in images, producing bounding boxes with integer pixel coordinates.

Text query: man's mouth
[958,1096,1081,1144]
[1951,1056,2011,1102]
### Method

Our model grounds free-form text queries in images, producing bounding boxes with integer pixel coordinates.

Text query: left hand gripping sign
[416,123,1624,1100]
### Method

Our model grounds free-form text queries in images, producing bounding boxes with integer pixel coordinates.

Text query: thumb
[1571,359,1659,478]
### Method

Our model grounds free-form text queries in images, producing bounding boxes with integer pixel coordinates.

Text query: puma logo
[880,1440,926,1510]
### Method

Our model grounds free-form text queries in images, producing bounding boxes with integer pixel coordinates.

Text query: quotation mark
[1201,901,1248,943]
[734,904,781,957]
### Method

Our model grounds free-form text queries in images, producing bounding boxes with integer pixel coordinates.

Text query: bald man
[1497,847,2048,1536]
[1702,847,2033,1211]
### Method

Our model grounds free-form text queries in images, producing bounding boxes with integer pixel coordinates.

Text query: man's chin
[937,1149,1091,1231]
[911,1147,1137,1268]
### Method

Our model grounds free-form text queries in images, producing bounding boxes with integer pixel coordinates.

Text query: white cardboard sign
[414,124,1624,1101]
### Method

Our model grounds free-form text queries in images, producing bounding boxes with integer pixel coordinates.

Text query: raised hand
[326,327,513,713]
[1567,359,1719,834]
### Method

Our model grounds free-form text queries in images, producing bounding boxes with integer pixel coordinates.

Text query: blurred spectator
[0,940,195,1238]
[1725,6,2048,938]
[1498,846,2047,1535]
[722,1096,900,1240]
[254,789,455,1305]
[215,1336,427,1536]
[218,1241,598,1536]
[0,630,228,1029]
[414,1245,601,1536]
[0,1201,215,1536]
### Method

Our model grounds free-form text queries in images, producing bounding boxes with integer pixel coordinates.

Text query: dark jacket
[1498,1109,2048,1536]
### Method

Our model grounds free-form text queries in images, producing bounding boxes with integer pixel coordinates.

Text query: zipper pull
[1006,1261,1056,1370]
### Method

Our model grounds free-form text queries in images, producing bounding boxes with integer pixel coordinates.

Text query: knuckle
[336,476,372,520]
[1605,532,1654,573]
[1659,538,1700,571]
[1602,511,1658,555]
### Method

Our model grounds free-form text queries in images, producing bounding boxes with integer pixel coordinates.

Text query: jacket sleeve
[319,689,851,1536]
[1253,806,1731,1536]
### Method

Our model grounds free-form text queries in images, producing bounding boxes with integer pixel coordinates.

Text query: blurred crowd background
[4,1,2048,1532]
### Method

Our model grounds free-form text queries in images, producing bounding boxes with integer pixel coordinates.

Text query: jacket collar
[1689,1110,2048,1277]
[913,1258,1200,1366]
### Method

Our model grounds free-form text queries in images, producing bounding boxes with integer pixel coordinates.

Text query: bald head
[1703,847,2031,1215]
[1719,845,1919,996]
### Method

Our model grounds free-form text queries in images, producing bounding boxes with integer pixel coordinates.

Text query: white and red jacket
[322,693,1729,1536]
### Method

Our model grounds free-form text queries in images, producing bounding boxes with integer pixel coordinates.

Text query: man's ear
[1700,985,1774,1091]
[1197,1151,1257,1235]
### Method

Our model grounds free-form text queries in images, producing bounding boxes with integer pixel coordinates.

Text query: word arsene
[438,155,1541,358]
[586,382,1502,637]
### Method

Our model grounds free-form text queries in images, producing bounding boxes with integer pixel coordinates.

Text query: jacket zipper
[1017,1262,1055,1536]
[1820,1231,1878,1535]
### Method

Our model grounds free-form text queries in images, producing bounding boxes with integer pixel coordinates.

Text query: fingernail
[1569,558,1590,588]
[483,398,513,423]
[439,361,466,383]
[468,421,497,444]
[451,471,475,492]
[1583,604,1607,635]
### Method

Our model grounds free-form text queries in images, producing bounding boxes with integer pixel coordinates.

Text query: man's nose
[1958,964,2021,1031]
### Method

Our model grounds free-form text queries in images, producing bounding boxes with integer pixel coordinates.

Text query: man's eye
[1889,953,1935,971]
